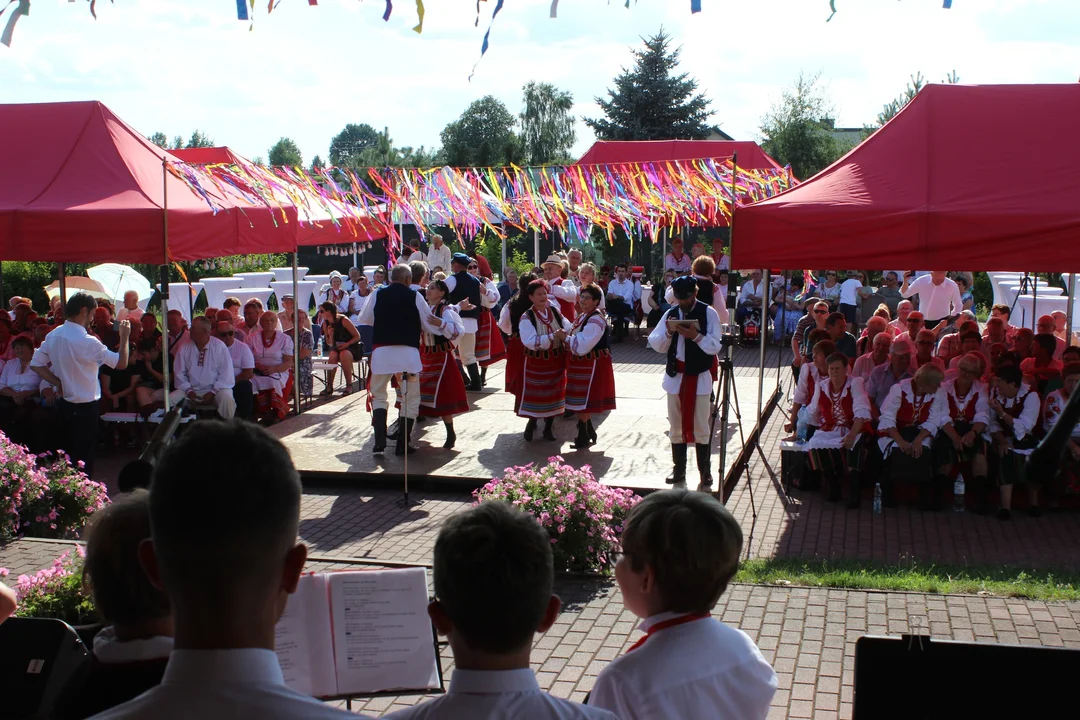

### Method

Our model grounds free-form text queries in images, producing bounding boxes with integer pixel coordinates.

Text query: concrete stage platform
[272,362,780,491]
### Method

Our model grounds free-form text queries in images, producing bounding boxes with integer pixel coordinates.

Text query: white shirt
[223,338,256,376]
[987,383,1042,444]
[902,275,963,320]
[385,668,615,720]
[519,307,572,351]
[0,359,41,393]
[839,278,863,305]
[413,244,452,273]
[738,280,766,305]
[89,648,366,719]
[606,278,639,305]
[567,312,607,356]
[117,306,144,324]
[31,320,119,403]
[647,304,724,395]
[588,613,777,720]
[664,252,692,274]
[878,379,948,436]
[175,337,235,394]
[664,276,729,323]
[852,352,888,382]
[358,285,446,375]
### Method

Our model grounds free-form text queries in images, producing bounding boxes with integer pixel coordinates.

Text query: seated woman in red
[247,311,294,424]
[565,283,616,449]
[878,364,948,509]
[517,279,571,441]
[418,280,469,449]
[806,352,872,508]
[933,353,991,512]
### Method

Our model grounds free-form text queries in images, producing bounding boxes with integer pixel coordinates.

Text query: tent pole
[1068,273,1077,347]
[1031,271,1038,330]
[777,270,788,392]
[533,228,540,266]
[0,262,4,310]
[58,263,67,308]
[501,233,507,279]
[292,251,301,415]
[161,158,171,413]
[728,153,738,265]
[759,269,769,425]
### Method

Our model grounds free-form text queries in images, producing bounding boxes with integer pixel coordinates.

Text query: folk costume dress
[475,277,506,368]
[987,382,1042,487]
[418,302,469,419]
[548,277,579,324]
[791,362,828,442]
[878,379,948,491]
[806,376,872,478]
[565,310,616,415]
[932,378,991,469]
[517,306,571,419]
[498,303,524,401]
[1043,388,1080,494]
[246,330,294,422]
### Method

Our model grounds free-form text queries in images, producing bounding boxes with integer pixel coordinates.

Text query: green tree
[185,130,215,149]
[148,131,168,148]
[759,72,849,180]
[252,156,265,166]
[311,155,325,171]
[170,136,184,150]
[864,70,960,138]
[440,96,522,167]
[268,137,303,168]
[520,81,576,165]
[329,123,382,167]
[584,30,712,141]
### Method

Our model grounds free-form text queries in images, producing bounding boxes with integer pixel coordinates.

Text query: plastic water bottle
[318,336,325,358]
[953,473,965,514]
[796,406,810,444]
[873,483,883,514]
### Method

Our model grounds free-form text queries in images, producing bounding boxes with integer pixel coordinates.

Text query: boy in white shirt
[588,490,777,720]
[386,502,616,720]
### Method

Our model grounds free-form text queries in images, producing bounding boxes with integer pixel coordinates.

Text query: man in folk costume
[359,264,451,456]
[806,352,872,508]
[988,364,1043,521]
[647,276,724,491]
[541,255,579,324]
[565,283,616,450]
[517,278,572,442]
[933,352,991,512]
[473,260,505,389]
[1042,361,1080,499]
[446,253,485,391]
[417,279,468,449]
[877,364,949,509]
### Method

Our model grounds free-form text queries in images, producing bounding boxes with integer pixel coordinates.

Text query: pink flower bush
[1,547,96,624]
[0,432,109,540]
[475,456,640,573]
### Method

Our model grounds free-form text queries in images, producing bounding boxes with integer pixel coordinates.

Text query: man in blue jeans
[32,292,130,478]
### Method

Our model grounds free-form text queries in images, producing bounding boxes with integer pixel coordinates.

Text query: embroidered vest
[665,301,711,378]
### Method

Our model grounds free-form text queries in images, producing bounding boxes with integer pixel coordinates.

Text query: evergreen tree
[148,131,168,148]
[311,155,325,171]
[268,137,303,168]
[584,30,712,141]
[520,81,576,165]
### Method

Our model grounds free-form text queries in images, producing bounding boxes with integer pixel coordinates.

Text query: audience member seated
[60,491,173,719]
[785,339,835,435]
[1035,315,1066,361]
[1013,328,1035,360]
[664,256,728,325]
[322,271,351,315]
[1064,346,1080,365]
[982,316,1009,356]
[894,310,926,346]
[0,336,44,449]
[855,316,889,357]
[247,311,294,424]
[937,319,979,363]
[877,364,948,509]
[933,353,991,513]
[1043,362,1080,497]
[1020,334,1063,393]
[853,332,892,382]
[317,302,361,396]
[946,331,985,376]
[91,421,366,719]
[213,317,255,420]
[867,339,915,413]
[877,271,903,306]
[164,310,190,360]
[806,352,872,508]
[221,297,245,339]
[139,314,162,349]
[735,269,766,325]
[791,300,829,381]
[663,237,692,275]
[988,365,1042,521]
[91,307,119,351]
[116,291,144,325]
[988,303,1020,343]
[277,294,311,334]
[605,264,639,343]
[954,273,975,312]
[348,273,373,326]
[11,301,33,335]
[818,271,841,310]
[1052,311,1070,343]
[237,300,262,341]
[888,299,913,335]
[913,329,945,371]
[825,312,858,362]
[586,491,777,720]
[384,502,616,720]
[175,317,236,419]
[133,338,182,412]
[769,275,803,340]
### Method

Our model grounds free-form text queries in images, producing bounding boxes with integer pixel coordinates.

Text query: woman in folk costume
[247,310,295,424]
[565,283,616,449]
[784,337,836,437]
[321,271,351,315]
[933,352,991,512]
[806,352,872,508]
[1042,361,1080,497]
[417,279,468,449]
[877,364,948,509]
[988,364,1043,521]
[541,255,578,323]
[517,278,571,442]
[473,262,506,388]
[498,273,538,405]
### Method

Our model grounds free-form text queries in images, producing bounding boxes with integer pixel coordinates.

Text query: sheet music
[328,567,439,695]
[275,573,336,698]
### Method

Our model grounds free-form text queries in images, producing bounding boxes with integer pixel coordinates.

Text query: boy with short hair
[386,502,616,720]
[588,490,777,720]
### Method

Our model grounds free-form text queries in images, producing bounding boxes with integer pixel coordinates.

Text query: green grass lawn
[735,557,1080,601]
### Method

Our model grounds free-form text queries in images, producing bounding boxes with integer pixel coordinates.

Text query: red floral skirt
[565,350,616,414]
[255,372,293,422]
[517,349,567,418]
[418,346,469,418]
[476,309,507,367]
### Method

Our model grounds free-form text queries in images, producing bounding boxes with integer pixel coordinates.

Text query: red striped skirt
[476,310,507,366]
[565,350,617,414]
[418,346,469,418]
[517,349,567,418]
[505,335,524,398]
[255,372,293,422]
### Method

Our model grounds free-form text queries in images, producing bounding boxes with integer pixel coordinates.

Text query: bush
[474,456,640,573]
[0,261,56,311]
[2,548,97,625]
[0,432,109,540]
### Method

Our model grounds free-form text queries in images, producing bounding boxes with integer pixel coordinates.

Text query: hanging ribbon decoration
[413,0,424,33]
[0,0,29,47]
[468,0,504,82]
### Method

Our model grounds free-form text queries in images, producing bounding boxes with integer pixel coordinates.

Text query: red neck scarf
[626,612,710,654]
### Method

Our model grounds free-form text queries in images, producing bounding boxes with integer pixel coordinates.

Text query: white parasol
[87,263,154,308]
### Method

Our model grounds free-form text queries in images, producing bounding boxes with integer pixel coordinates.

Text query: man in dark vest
[445,252,484,391]
[358,264,450,455]
[647,276,726,491]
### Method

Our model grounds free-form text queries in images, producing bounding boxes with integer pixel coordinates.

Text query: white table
[155,283,204,323]
[200,277,241,310]
[233,272,276,288]
[989,273,1025,307]
[224,288,275,310]
[1014,295,1076,328]
[270,280,318,311]
[271,267,308,282]
[639,285,653,312]
[306,274,332,301]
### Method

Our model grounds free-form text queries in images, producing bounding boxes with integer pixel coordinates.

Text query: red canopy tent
[170,146,387,245]
[735,84,1080,271]
[0,101,297,264]
[576,139,784,172]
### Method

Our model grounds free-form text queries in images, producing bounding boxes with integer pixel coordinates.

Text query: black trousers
[233,379,254,420]
[58,399,99,478]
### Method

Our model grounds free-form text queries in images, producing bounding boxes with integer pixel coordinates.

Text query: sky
[2,0,1079,165]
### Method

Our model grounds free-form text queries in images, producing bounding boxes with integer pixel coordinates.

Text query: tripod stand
[1009,272,1037,329]
[395,373,423,509]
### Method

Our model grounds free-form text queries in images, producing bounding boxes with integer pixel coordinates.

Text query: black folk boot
[372,408,388,454]
[695,443,713,491]
[542,417,557,441]
[572,421,590,449]
[395,418,418,456]
[666,444,688,488]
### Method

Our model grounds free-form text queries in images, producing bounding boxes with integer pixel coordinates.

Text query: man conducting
[648,276,725,491]
[359,264,451,455]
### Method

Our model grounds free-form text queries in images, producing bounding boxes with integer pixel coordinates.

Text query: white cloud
[2,0,1078,163]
